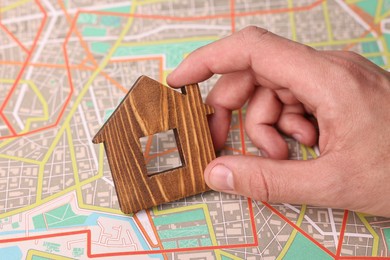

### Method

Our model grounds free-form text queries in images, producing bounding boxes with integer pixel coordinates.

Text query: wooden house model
[92,75,215,214]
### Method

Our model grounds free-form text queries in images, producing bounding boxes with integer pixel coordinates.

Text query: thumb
[204,155,338,207]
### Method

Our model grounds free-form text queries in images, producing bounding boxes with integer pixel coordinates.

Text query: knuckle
[340,61,363,78]
[327,53,390,99]
[238,26,269,44]
[294,43,315,54]
[327,54,365,80]
[248,167,273,202]
[206,91,224,107]
[343,50,364,61]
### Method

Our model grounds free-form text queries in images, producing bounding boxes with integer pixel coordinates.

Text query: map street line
[328,208,339,249]
[265,202,335,258]
[357,213,380,256]
[0,23,29,53]
[322,0,334,42]
[336,210,350,258]
[0,0,32,13]
[287,0,297,41]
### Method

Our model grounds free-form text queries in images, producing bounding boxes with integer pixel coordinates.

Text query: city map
[1,0,390,259]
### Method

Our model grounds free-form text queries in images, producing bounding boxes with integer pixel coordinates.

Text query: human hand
[167,26,390,217]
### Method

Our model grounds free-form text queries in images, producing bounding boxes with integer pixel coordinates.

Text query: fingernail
[209,164,234,191]
[260,149,269,158]
[292,134,302,142]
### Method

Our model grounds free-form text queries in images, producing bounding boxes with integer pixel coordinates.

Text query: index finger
[167,26,329,108]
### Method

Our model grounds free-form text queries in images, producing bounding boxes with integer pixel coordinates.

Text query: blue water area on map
[0,246,22,259]
[0,228,47,236]
[149,254,164,259]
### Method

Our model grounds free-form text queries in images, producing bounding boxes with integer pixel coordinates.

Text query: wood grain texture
[93,75,215,214]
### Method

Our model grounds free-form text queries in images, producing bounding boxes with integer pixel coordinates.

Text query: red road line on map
[238,109,247,155]
[263,202,336,258]
[79,57,91,68]
[143,136,153,159]
[335,210,349,259]
[0,113,16,135]
[81,10,232,21]
[0,0,47,135]
[146,210,169,260]
[133,214,160,248]
[339,257,389,259]
[348,4,382,36]
[145,148,179,164]
[99,70,128,93]
[0,23,29,53]
[0,125,55,140]
[133,210,170,260]
[235,0,324,17]
[88,240,258,257]
[0,126,54,140]
[0,230,87,244]
[248,199,259,246]
[58,0,99,68]
[146,210,165,247]
[230,0,235,31]
[343,30,371,51]
[109,56,165,64]
[61,20,77,122]
[55,55,74,127]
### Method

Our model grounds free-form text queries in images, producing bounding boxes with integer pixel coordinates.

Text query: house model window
[140,128,184,176]
[92,75,215,214]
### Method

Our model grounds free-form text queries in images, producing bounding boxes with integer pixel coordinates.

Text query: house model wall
[92,75,215,214]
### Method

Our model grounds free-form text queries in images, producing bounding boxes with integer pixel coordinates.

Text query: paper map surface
[1,0,390,259]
